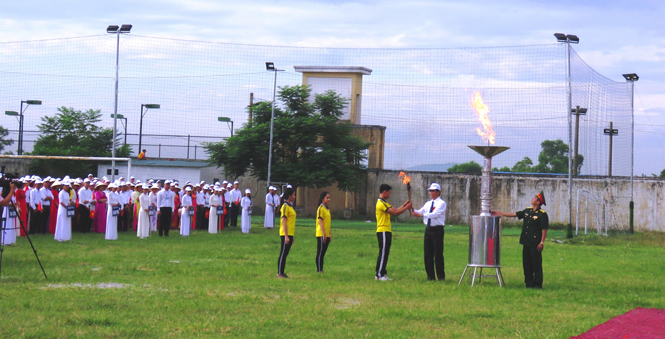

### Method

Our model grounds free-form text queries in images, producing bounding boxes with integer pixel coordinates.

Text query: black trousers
[278,235,294,275]
[522,245,543,288]
[424,226,445,280]
[196,206,206,230]
[40,205,51,234]
[230,203,239,226]
[77,205,91,232]
[159,207,172,236]
[29,207,39,234]
[316,236,330,272]
[224,204,231,228]
[376,232,392,278]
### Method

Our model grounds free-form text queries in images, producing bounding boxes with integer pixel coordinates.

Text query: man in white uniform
[264,186,279,229]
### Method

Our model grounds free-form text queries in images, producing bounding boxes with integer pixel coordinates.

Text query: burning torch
[398,171,413,211]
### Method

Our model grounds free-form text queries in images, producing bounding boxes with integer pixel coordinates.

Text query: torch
[398,171,412,211]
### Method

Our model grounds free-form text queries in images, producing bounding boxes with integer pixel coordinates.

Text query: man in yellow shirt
[375,184,412,281]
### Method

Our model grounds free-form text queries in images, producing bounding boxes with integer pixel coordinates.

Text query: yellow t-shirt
[280,202,296,236]
[316,204,331,237]
[376,199,392,233]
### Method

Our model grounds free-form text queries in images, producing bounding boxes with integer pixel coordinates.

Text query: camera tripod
[0,201,48,280]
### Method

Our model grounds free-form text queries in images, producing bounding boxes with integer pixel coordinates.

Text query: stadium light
[5,100,42,155]
[110,114,128,145]
[555,32,580,239]
[139,104,160,154]
[107,23,132,182]
[265,62,284,190]
[623,73,639,233]
[218,117,234,137]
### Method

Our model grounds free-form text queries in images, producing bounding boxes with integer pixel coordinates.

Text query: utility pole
[248,92,254,124]
[604,122,618,176]
[572,106,587,176]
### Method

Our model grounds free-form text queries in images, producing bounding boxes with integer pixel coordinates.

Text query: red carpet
[571,308,665,339]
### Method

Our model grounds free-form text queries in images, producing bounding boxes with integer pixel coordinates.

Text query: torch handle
[407,183,413,211]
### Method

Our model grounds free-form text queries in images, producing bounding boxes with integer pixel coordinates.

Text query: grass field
[1,217,664,338]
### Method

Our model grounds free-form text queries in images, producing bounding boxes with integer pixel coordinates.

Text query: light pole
[110,114,128,145]
[218,117,233,137]
[571,106,587,176]
[265,62,284,190]
[554,32,579,239]
[622,73,639,234]
[107,24,132,182]
[5,100,41,155]
[139,104,160,154]
[603,122,619,176]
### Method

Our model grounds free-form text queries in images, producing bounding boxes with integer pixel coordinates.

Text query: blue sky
[1,0,664,174]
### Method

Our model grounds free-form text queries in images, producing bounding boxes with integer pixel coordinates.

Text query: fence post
[187,135,190,159]
[194,145,197,159]
[159,144,161,158]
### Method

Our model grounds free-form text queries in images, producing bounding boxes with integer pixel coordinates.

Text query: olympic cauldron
[458,145,509,287]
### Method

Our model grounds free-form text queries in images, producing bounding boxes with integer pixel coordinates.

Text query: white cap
[227,183,232,188]
[151,184,160,190]
[233,181,239,184]
[84,178,90,183]
[269,186,276,190]
[185,186,192,192]
[286,184,292,188]
[142,184,149,189]
[428,183,441,191]
[245,189,251,194]
[35,179,43,184]
[88,173,94,177]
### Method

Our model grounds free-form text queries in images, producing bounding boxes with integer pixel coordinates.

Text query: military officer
[492,191,548,289]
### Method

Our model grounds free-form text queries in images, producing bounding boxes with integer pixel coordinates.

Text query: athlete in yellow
[277,188,296,278]
[315,191,331,272]
[375,184,412,280]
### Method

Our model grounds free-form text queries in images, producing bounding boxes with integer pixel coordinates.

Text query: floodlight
[5,111,18,116]
[553,33,567,42]
[111,114,125,119]
[622,73,639,81]
[143,104,160,109]
[566,35,579,43]
[107,25,119,33]
[120,24,132,33]
[266,62,275,70]
[218,117,231,122]
[25,100,41,105]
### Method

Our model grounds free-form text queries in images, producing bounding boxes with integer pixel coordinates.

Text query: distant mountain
[407,163,458,172]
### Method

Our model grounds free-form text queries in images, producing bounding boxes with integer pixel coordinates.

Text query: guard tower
[294,66,385,169]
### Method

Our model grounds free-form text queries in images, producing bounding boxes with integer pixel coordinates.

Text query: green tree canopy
[493,139,583,174]
[448,161,482,174]
[29,107,131,177]
[660,169,665,178]
[205,85,369,191]
[0,125,13,154]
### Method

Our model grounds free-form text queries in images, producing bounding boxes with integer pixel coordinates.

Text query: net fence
[1,34,654,176]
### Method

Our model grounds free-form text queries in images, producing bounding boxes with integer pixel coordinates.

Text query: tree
[501,139,583,174]
[29,107,132,178]
[660,169,665,178]
[0,125,13,154]
[448,161,482,174]
[205,85,369,191]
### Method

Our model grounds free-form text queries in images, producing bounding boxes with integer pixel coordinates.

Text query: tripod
[0,201,48,280]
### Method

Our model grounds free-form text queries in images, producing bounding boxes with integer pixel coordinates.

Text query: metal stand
[459,265,505,287]
[0,202,48,280]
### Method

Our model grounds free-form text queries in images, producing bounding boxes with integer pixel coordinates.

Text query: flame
[398,171,411,185]
[469,91,495,144]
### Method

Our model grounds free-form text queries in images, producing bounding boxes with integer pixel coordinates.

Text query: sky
[1,0,664,174]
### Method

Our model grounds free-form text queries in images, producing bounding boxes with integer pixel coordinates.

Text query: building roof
[131,158,213,168]
[294,66,372,75]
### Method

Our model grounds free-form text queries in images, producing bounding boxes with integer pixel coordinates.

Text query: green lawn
[1,217,664,338]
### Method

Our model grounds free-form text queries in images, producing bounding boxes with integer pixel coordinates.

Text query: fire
[398,171,411,185]
[470,91,495,144]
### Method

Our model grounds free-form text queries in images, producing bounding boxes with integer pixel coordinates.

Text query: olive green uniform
[516,207,549,288]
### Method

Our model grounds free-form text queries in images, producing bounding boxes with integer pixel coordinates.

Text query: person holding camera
[1,181,18,246]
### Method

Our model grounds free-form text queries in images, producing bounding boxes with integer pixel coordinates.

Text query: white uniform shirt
[196,192,205,206]
[29,187,41,209]
[224,191,232,206]
[230,188,242,204]
[40,186,53,206]
[157,189,175,209]
[78,187,93,208]
[414,197,447,227]
[266,193,279,209]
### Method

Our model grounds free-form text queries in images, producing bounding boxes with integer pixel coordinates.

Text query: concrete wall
[0,158,30,176]
[364,170,665,232]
